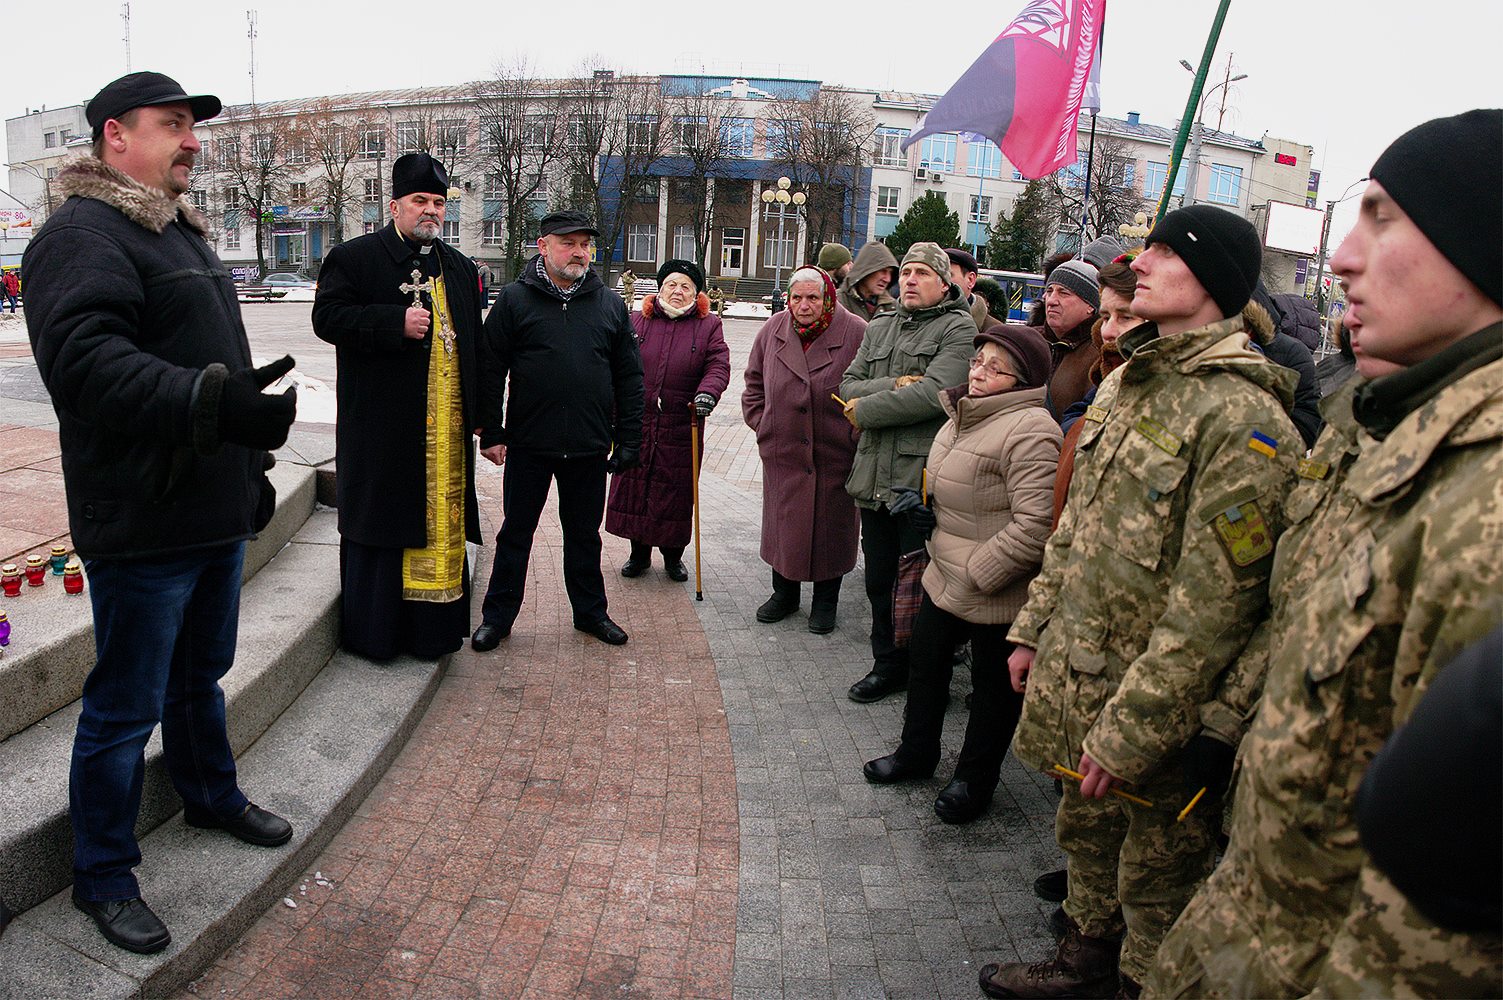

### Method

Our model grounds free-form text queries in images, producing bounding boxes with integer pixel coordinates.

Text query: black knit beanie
[1146,204,1262,318]
[1370,109,1502,306]
[657,258,705,294]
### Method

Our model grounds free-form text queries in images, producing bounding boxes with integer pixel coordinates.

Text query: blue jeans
[71,542,250,901]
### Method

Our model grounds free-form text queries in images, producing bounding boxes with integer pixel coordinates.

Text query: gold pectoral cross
[400,267,454,356]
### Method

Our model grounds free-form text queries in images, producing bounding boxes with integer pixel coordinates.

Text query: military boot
[978,916,1120,998]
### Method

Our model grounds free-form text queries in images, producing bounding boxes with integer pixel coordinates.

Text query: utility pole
[120,4,132,73]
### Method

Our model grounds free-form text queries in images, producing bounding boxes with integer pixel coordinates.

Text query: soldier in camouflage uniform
[979,205,1300,999]
[1145,109,1503,1000]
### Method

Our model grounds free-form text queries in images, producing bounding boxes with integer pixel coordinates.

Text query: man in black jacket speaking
[472,211,644,648]
[24,71,297,954]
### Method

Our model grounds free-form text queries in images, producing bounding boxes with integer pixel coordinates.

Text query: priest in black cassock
[312,152,484,660]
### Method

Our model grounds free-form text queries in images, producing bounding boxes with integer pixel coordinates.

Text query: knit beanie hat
[900,242,955,288]
[656,258,705,294]
[1079,235,1126,269]
[976,325,1052,389]
[817,242,853,273]
[1145,204,1262,318]
[1369,109,1502,306]
[1047,259,1101,311]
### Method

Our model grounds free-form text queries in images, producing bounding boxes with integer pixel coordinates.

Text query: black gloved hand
[219,355,297,451]
[607,446,640,473]
[907,503,936,538]
[1181,732,1238,804]
[887,486,923,515]
[693,392,717,419]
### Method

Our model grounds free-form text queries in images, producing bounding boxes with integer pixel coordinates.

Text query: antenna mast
[247,10,259,108]
[121,4,132,72]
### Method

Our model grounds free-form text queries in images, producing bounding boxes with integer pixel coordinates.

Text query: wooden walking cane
[690,405,704,601]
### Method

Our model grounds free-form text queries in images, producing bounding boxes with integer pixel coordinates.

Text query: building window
[633,177,660,204]
[253,134,275,163]
[676,115,707,154]
[1143,160,1186,200]
[763,229,795,270]
[626,115,658,153]
[524,114,552,153]
[966,139,1001,178]
[188,190,208,212]
[526,174,548,216]
[483,173,503,200]
[43,132,57,148]
[721,117,755,158]
[566,114,588,150]
[396,121,422,155]
[876,186,900,216]
[1120,162,1136,188]
[482,219,504,246]
[477,118,501,157]
[320,126,345,159]
[1012,168,1026,181]
[873,127,909,168]
[224,227,241,250]
[360,128,385,159]
[285,139,309,165]
[225,187,242,209]
[627,224,657,262]
[673,225,696,260]
[364,178,381,202]
[969,194,992,223]
[364,221,381,235]
[764,119,798,158]
[290,182,308,205]
[59,128,73,145]
[1207,163,1243,206]
[436,119,467,157]
[919,134,957,174]
[442,219,460,242]
[218,137,240,163]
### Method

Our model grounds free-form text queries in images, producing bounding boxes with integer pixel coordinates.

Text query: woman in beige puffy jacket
[863,325,1062,824]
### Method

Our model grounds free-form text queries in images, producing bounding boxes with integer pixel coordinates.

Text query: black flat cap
[86,72,222,140]
[944,248,980,274]
[392,153,449,200]
[539,210,599,238]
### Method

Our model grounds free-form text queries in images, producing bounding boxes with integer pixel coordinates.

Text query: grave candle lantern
[0,610,9,646]
[64,561,85,596]
[25,555,47,587]
[50,545,68,575]
[1,565,19,598]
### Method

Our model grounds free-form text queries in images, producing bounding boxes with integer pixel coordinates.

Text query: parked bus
[977,268,1046,323]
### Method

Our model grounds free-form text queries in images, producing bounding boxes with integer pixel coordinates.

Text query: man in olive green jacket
[840,242,974,703]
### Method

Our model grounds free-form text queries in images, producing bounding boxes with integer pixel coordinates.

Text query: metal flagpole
[1156,0,1231,223]
[1077,113,1098,241]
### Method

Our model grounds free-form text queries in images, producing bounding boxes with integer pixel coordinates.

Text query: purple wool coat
[742,304,866,582]
[605,294,730,548]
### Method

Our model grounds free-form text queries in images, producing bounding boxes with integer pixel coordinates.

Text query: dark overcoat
[742,304,866,581]
[312,223,483,548]
[605,294,731,548]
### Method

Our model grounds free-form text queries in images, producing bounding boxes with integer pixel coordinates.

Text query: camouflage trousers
[1147,858,1503,998]
[1056,773,1216,984]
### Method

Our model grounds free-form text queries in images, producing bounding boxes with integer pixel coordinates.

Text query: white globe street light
[760,175,809,301]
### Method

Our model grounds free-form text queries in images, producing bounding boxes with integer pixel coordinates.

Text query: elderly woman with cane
[607,259,729,580]
[742,266,866,633]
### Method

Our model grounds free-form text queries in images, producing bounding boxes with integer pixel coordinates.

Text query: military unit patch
[1296,458,1331,480]
[1212,500,1274,566]
[1085,404,1109,424]
[1247,430,1279,458]
[1134,417,1183,456]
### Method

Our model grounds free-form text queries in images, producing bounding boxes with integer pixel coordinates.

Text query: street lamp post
[760,176,807,309]
[1177,60,1248,207]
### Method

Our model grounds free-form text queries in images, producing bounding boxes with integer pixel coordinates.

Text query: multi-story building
[5,104,91,224]
[4,75,1317,292]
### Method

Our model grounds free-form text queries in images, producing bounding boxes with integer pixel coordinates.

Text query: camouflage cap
[900,242,955,288]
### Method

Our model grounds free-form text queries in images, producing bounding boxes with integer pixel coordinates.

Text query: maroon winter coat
[742,304,865,582]
[605,293,730,548]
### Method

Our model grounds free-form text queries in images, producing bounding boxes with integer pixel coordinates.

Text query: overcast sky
[6,0,1500,244]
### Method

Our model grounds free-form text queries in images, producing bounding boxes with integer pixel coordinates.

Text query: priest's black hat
[392,153,449,200]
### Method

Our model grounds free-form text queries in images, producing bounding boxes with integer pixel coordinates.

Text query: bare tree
[1040,132,1145,253]
[472,59,566,280]
[765,88,877,259]
[667,85,734,265]
[290,101,365,247]
[213,117,291,275]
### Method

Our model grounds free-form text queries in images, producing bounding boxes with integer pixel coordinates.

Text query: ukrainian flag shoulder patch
[1247,430,1278,458]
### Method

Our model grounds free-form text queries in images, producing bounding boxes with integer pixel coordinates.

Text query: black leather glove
[219,355,297,451]
[607,446,640,473]
[693,392,717,418]
[887,486,923,515]
[907,503,936,538]
[1181,732,1238,804]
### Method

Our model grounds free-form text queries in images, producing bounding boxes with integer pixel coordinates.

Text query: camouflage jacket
[1009,315,1299,785]
[1218,350,1503,994]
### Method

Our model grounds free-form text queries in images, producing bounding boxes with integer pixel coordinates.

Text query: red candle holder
[2,564,22,597]
[25,555,47,587]
[64,561,85,596]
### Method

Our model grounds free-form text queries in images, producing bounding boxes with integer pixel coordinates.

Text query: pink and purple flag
[903,0,1106,179]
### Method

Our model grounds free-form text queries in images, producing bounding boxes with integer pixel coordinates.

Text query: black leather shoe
[755,591,798,623]
[807,603,837,634]
[934,779,994,824]
[664,560,689,582]
[847,672,906,703]
[73,896,171,954]
[862,753,935,784]
[471,622,509,651]
[575,616,628,645]
[620,556,648,578]
[0,899,12,938]
[185,802,292,847]
[1033,868,1069,902]
[1048,904,1070,940]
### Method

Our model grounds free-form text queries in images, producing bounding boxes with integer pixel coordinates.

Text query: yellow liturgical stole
[401,272,466,602]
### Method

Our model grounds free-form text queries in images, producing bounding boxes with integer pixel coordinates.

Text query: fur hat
[817,243,853,272]
[975,324,1052,390]
[657,258,705,293]
[1145,204,1262,318]
[1047,259,1101,311]
[1370,109,1502,306]
[391,153,448,200]
[900,242,954,287]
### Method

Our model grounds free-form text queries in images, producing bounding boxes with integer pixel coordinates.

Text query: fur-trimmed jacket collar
[56,154,210,237]
[641,291,711,319]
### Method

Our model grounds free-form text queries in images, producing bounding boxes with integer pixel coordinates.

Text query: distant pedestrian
[742,266,865,634]
[608,259,730,582]
[1,269,18,311]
